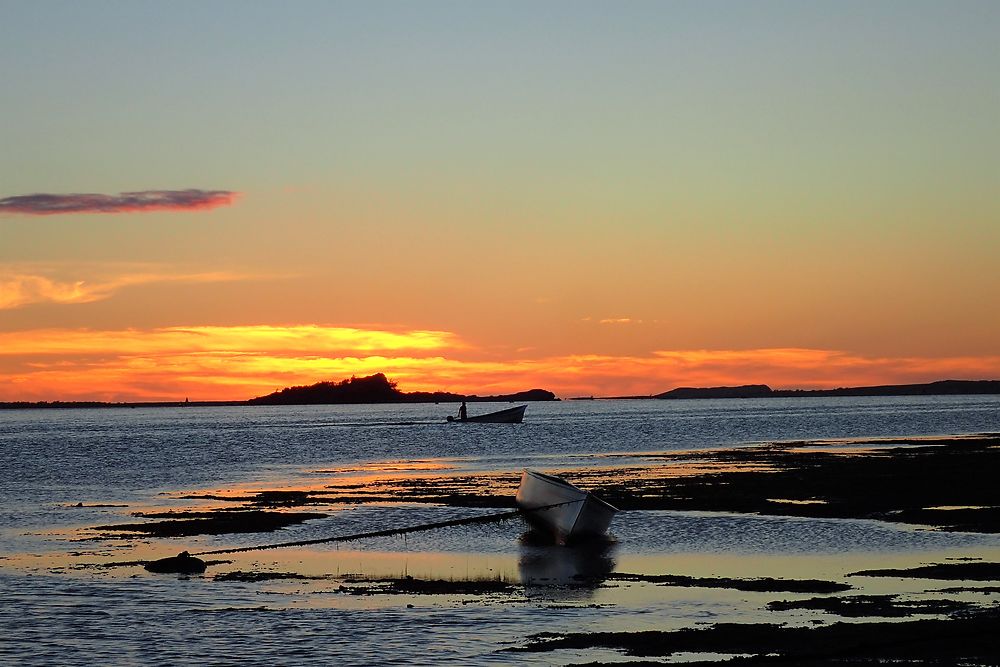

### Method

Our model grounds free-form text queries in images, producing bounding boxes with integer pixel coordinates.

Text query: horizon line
[3,377,999,408]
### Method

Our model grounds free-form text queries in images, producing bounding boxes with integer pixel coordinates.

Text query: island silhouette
[247,373,556,405]
[2,376,998,409]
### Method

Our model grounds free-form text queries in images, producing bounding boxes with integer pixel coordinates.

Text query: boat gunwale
[520,469,620,512]
[455,404,527,423]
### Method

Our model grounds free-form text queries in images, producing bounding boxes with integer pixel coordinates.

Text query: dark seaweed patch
[93,510,327,537]
[512,607,1000,664]
[608,572,850,594]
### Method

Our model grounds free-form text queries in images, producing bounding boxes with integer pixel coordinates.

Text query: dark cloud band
[0,189,238,215]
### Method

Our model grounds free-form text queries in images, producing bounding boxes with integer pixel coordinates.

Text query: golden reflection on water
[167,461,524,507]
[617,548,1000,589]
[316,459,458,474]
[230,546,523,582]
[163,448,790,510]
[144,434,926,518]
[8,527,1000,622]
[8,436,1000,622]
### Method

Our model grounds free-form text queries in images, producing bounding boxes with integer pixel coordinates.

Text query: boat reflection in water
[518,530,617,600]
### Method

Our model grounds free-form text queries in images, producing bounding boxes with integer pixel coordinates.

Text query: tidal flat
[4,433,999,664]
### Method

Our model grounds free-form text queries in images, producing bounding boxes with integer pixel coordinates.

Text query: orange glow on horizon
[0,325,460,356]
[0,325,998,402]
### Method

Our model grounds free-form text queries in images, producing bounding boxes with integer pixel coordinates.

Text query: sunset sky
[2,1,998,401]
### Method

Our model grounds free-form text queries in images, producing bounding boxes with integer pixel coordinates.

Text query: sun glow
[0,325,459,356]
[1,325,998,402]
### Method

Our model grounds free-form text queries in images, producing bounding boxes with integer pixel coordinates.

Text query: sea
[2,395,999,665]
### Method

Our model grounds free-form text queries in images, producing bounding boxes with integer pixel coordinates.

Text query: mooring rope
[192,500,581,557]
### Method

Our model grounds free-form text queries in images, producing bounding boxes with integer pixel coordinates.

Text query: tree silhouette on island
[247,373,557,406]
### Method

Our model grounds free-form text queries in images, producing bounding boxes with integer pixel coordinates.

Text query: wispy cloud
[583,317,653,325]
[0,189,238,215]
[0,269,251,309]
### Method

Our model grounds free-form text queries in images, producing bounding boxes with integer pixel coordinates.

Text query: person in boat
[458,400,468,421]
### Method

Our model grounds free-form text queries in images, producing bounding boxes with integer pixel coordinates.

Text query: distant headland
[2,376,999,409]
[644,379,1000,400]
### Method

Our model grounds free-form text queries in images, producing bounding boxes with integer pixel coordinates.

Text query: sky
[1,1,998,401]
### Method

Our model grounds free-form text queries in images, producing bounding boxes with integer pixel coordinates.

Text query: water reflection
[518,530,616,600]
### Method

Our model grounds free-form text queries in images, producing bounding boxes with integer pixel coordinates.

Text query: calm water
[2,396,999,665]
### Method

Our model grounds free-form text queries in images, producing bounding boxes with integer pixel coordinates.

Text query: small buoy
[144,551,207,574]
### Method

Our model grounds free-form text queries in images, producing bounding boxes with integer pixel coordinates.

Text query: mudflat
[69,433,1000,665]
[136,434,1000,534]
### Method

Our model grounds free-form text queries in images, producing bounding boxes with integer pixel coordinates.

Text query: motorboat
[447,404,527,423]
[515,469,618,543]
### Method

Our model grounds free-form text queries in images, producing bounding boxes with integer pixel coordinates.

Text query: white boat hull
[515,469,618,543]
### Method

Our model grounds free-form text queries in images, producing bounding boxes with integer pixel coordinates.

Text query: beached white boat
[515,469,618,543]
[447,404,527,424]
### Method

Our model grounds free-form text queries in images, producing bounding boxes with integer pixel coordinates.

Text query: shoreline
[4,379,999,409]
[85,433,997,536]
[5,433,1000,664]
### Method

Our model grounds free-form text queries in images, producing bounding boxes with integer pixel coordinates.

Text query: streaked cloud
[0,324,462,401]
[0,329,997,402]
[0,269,252,309]
[0,325,459,357]
[0,189,238,216]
